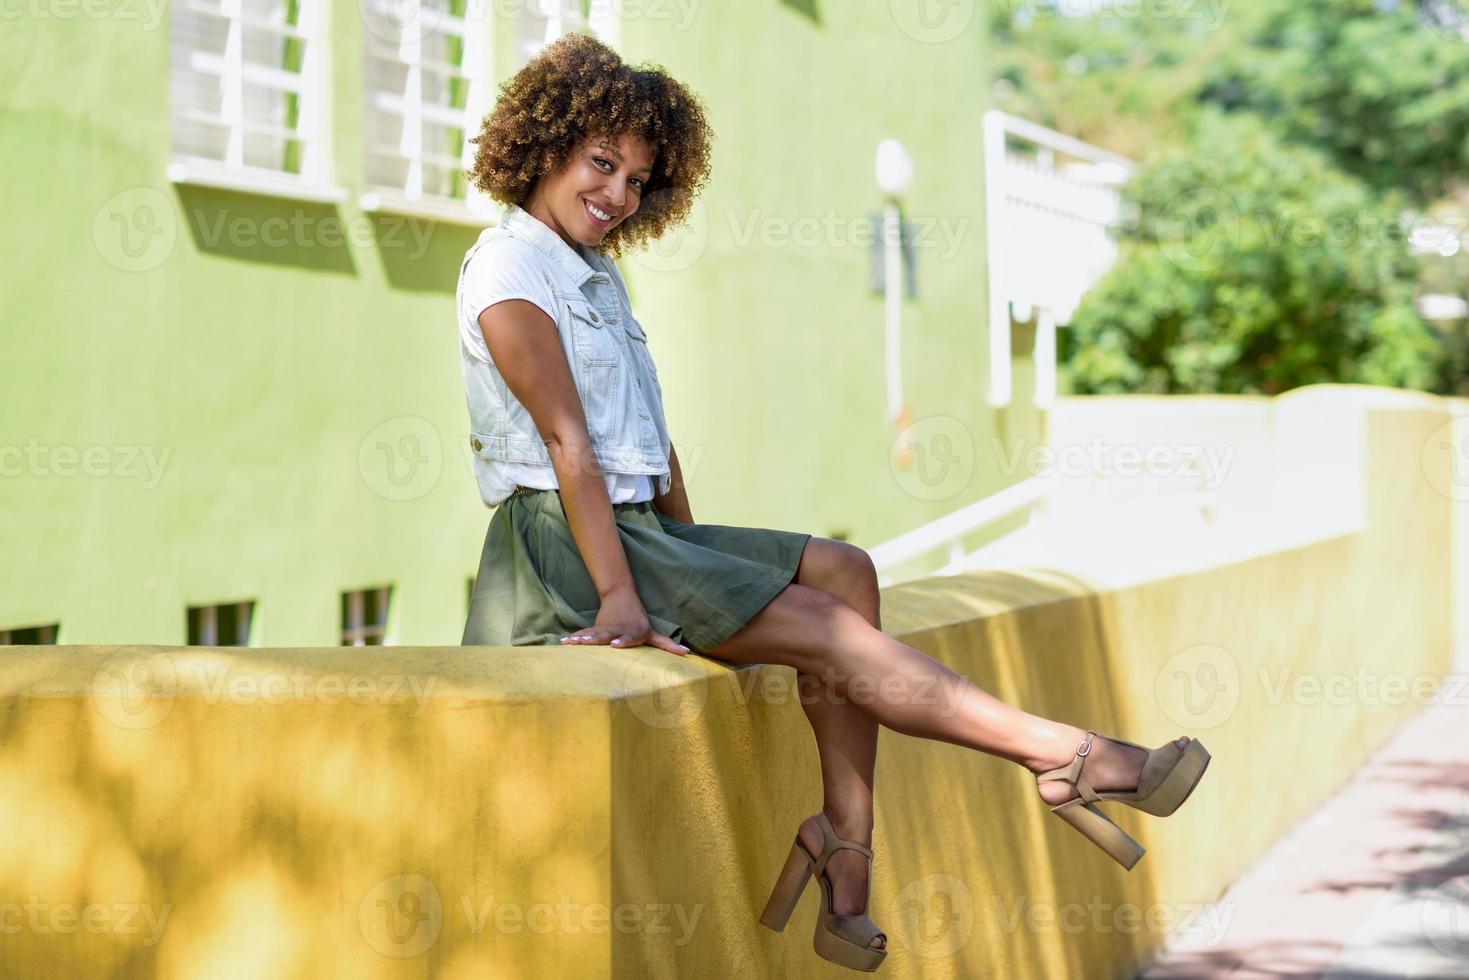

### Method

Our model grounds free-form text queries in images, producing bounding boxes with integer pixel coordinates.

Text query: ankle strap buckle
[1076,736,1093,757]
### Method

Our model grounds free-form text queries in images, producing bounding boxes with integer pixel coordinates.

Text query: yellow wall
[0,388,1457,978]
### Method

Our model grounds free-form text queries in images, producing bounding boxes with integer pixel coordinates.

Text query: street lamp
[876,139,913,467]
[876,139,913,197]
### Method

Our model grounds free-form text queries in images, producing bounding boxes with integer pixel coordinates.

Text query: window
[342,585,392,646]
[0,624,59,645]
[358,2,618,223]
[360,0,493,223]
[168,0,342,201]
[518,1,618,63]
[187,602,255,645]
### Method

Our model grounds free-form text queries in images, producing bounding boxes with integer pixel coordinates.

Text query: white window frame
[358,1,618,225]
[168,0,346,202]
[342,585,392,646]
[360,0,496,225]
[519,0,618,62]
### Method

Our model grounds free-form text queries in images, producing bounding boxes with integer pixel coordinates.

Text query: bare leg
[787,540,884,944]
[706,569,1191,861]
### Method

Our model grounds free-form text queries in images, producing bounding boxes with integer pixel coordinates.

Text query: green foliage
[988,0,1239,158]
[989,0,1464,394]
[1063,113,1438,394]
[991,0,1469,204]
[1201,0,1469,205]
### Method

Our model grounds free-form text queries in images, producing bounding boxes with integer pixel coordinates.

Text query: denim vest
[457,204,672,504]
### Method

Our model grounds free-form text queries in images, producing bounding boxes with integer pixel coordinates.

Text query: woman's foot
[1029,731,1192,808]
[796,808,887,952]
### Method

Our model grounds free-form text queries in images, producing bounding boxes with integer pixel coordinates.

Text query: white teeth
[585,200,613,222]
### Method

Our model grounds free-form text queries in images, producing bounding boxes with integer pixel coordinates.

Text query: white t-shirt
[458,235,654,504]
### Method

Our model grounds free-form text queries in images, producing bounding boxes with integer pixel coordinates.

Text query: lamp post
[876,139,913,466]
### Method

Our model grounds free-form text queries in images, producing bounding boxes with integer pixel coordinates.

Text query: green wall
[617,4,1017,546]
[0,2,1023,645]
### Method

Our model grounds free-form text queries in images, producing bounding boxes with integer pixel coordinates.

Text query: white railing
[984,111,1133,408]
[868,475,1226,586]
[867,475,1055,586]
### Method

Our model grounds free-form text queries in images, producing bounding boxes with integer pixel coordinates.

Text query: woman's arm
[652,442,695,524]
[478,299,688,655]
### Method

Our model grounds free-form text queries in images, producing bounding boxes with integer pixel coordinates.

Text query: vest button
[589,310,599,322]
[471,438,483,451]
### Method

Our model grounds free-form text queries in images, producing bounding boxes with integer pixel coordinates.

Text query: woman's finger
[652,632,691,656]
[562,628,639,646]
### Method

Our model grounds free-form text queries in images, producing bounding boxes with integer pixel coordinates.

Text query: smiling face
[523,132,655,251]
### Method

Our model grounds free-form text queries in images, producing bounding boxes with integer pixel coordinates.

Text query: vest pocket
[621,316,664,424]
[563,298,623,445]
[565,298,621,368]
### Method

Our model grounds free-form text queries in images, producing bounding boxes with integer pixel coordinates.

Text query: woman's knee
[798,538,881,600]
[844,543,881,601]
[800,536,868,577]
[826,541,882,625]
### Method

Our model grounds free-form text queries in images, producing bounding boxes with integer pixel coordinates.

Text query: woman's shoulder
[463,228,546,276]
[460,229,559,299]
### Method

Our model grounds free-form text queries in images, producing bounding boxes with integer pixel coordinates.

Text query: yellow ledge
[0,388,1460,978]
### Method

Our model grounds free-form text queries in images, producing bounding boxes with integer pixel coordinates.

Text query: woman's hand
[560,586,691,656]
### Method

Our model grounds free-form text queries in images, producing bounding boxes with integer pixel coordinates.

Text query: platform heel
[1037,731,1211,871]
[759,812,887,972]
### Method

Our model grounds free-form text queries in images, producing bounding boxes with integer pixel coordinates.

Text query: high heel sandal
[759,812,888,973]
[1037,731,1211,871]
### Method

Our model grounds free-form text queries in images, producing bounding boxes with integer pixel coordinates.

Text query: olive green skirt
[462,487,813,655]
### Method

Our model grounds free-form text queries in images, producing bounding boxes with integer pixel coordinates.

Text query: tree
[987,0,1236,159]
[1062,113,1437,395]
[1200,0,1469,205]
[990,0,1469,205]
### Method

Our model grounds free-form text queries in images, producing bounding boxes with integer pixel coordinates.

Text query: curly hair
[466,32,714,259]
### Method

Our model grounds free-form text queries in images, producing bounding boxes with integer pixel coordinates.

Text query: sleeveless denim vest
[457,204,672,505]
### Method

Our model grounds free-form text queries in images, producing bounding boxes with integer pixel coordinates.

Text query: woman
[457,32,1210,974]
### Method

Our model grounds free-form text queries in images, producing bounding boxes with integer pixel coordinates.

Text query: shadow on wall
[174,186,482,290]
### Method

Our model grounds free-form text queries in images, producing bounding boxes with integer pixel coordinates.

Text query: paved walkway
[1139,699,1469,979]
